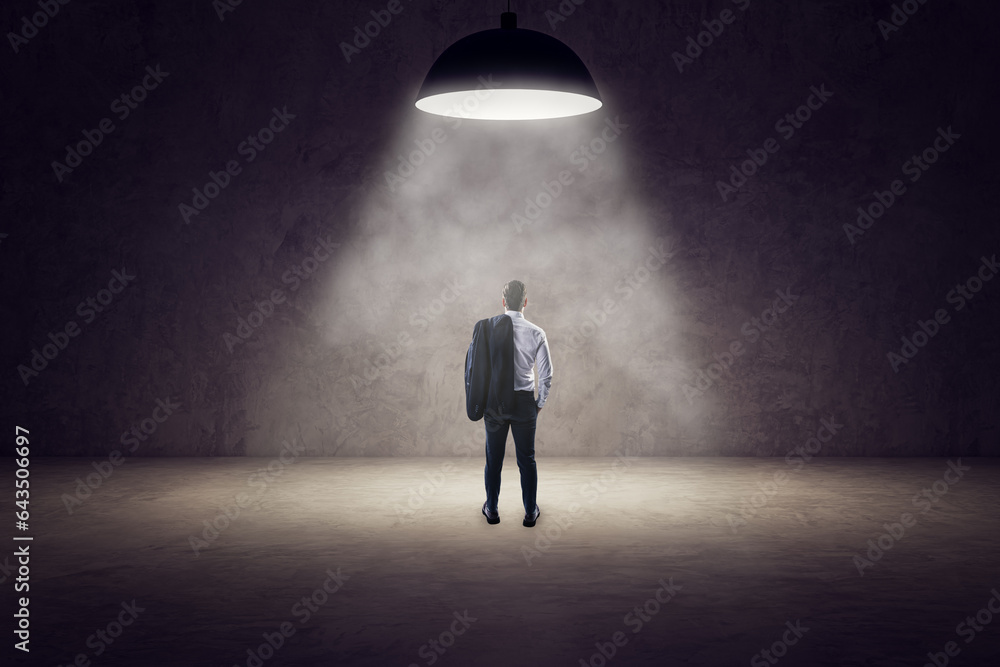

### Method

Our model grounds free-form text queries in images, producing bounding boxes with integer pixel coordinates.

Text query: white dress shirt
[504,309,552,409]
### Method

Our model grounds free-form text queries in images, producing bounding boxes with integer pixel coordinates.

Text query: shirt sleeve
[534,333,552,408]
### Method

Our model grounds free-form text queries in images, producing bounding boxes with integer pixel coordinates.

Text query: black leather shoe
[482,502,500,525]
[523,504,540,527]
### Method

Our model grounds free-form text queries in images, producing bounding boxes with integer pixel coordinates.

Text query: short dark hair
[502,280,526,311]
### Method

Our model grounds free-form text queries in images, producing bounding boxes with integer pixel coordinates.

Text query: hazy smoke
[312,110,700,455]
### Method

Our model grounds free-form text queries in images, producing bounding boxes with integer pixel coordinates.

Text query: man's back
[505,310,552,410]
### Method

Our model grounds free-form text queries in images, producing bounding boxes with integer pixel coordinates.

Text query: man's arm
[535,334,552,410]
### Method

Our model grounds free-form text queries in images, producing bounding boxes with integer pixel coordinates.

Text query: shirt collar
[504,310,524,319]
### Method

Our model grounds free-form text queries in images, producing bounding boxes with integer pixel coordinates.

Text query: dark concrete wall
[3,0,999,456]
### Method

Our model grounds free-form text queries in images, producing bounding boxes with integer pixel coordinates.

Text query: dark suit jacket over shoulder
[465,314,515,421]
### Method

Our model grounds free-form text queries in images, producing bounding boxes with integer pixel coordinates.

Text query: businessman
[482,280,553,527]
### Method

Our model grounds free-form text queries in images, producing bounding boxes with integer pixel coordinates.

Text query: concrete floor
[5,456,999,666]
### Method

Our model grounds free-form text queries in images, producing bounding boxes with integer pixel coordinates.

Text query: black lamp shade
[416,13,602,120]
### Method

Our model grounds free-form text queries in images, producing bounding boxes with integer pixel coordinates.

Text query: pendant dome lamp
[415,3,602,121]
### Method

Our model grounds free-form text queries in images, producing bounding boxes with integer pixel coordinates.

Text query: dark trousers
[484,390,537,514]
